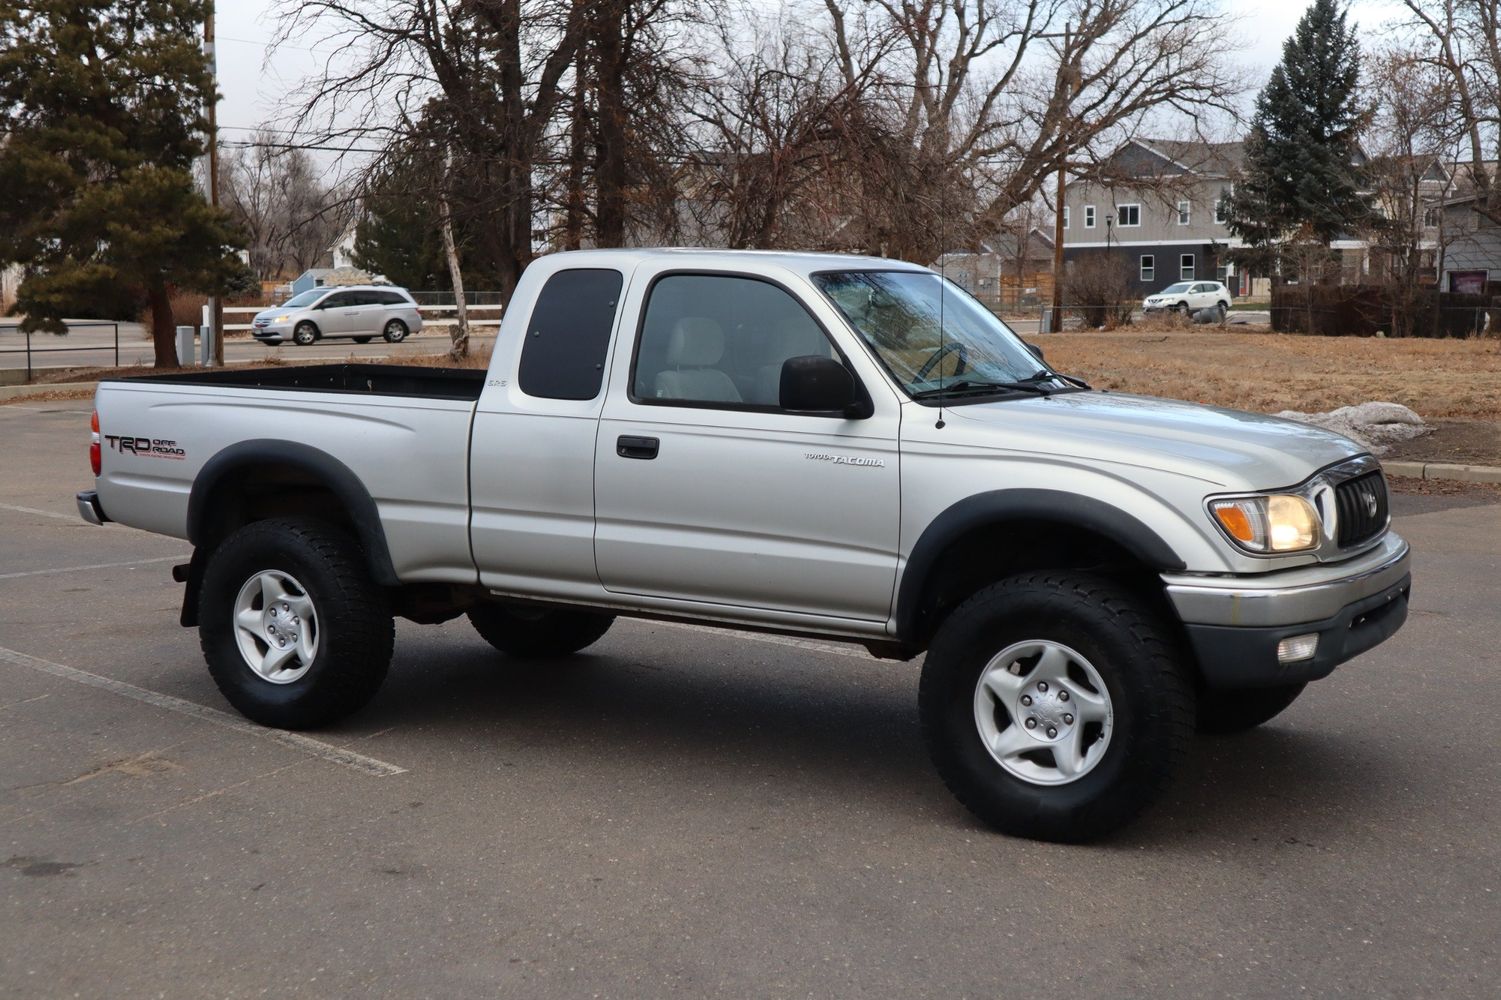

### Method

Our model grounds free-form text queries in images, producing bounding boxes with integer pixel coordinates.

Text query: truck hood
[931,390,1364,489]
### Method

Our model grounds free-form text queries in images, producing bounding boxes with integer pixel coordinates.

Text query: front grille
[1335,471,1388,547]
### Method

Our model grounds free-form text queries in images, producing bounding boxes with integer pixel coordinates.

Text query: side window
[632,274,836,409]
[375,290,405,306]
[321,291,355,308]
[517,268,623,401]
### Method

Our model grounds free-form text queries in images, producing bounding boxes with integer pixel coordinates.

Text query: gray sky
[212,0,1408,181]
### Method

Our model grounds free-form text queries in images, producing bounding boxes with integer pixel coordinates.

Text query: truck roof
[537,247,931,277]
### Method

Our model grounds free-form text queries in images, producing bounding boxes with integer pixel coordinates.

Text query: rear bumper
[76,490,110,526]
[1163,534,1411,688]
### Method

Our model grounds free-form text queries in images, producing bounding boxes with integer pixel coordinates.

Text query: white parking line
[0,645,407,777]
[0,555,186,580]
[0,501,78,522]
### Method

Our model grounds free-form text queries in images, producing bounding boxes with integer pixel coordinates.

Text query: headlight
[1210,494,1320,553]
[272,315,291,323]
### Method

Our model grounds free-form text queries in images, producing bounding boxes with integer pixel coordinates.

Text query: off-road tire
[468,604,615,659]
[199,517,394,729]
[293,322,318,346]
[1197,682,1306,734]
[919,572,1193,842]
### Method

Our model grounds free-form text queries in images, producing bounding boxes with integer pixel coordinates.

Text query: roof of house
[936,228,1055,262]
[1131,139,1245,177]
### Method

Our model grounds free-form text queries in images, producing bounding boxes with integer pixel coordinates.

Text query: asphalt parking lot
[1,400,1498,999]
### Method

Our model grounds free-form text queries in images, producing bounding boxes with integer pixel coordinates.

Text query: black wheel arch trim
[186,440,400,590]
[895,489,1186,642]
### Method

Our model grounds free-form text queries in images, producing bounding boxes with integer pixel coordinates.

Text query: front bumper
[1162,533,1411,688]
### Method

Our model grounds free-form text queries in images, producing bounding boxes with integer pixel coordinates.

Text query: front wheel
[919,572,1193,842]
[383,319,409,343]
[198,518,394,728]
[468,603,614,659]
[293,322,318,346]
[1197,683,1305,734]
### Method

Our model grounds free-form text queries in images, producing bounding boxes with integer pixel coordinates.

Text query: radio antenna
[935,190,948,430]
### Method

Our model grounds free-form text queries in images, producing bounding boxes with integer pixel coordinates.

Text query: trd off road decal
[103,435,186,460]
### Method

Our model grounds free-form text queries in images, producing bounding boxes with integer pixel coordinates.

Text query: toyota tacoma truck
[76,249,1411,842]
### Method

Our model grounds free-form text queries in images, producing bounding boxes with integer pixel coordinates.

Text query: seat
[653,317,742,403]
[753,318,831,405]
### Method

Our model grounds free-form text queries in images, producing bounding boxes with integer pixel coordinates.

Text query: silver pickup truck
[77,249,1410,841]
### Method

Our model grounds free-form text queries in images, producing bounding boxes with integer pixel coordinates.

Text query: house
[933,229,1056,308]
[290,266,375,295]
[1439,194,1501,294]
[1061,139,1248,299]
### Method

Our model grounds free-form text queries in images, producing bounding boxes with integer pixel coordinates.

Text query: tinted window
[321,291,356,308]
[517,269,623,401]
[632,274,834,408]
[377,290,409,305]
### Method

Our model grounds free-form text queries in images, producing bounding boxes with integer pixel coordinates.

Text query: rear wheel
[468,603,615,659]
[919,572,1193,842]
[383,319,409,343]
[293,322,318,346]
[1197,683,1305,734]
[198,518,393,728]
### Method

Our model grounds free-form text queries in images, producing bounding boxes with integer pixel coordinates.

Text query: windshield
[812,270,1053,397]
[279,290,325,309]
[1158,282,1193,294]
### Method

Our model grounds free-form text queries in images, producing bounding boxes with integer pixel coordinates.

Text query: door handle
[617,435,659,460]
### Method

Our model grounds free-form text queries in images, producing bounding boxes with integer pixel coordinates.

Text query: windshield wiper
[1027,368,1092,390]
[909,378,1055,400]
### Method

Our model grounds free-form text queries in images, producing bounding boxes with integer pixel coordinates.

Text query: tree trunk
[592,2,628,247]
[147,281,178,368]
[563,65,588,251]
[439,149,470,361]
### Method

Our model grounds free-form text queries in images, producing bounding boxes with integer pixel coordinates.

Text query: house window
[1214,186,1232,224]
[1084,205,1096,228]
[1423,206,1441,228]
[1177,201,1191,225]
[1116,204,1141,227]
[1180,254,1195,280]
[1062,206,1069,230]
[1140,255,1155,282]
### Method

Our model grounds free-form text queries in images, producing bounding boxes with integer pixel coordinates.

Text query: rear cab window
[517,269,625,401]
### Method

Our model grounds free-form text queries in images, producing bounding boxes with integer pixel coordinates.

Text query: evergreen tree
[1225,0,1371,261]
[351,155,450,292]
[0,0,252,366]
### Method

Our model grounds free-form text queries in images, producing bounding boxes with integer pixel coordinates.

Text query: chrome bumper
[1161,533,1410,628]
[76,490,109,526]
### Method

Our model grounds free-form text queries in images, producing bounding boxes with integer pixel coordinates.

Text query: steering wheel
[915,342,968,383]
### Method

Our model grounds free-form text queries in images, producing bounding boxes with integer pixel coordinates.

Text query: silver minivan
[251,286,425,346]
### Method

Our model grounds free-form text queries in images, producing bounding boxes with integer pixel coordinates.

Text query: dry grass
[1042,328,1501,420]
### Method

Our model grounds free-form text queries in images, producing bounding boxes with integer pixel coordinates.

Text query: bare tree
[220,137,352,283]
[1399,0,1501,226]
[818,0,1244,260]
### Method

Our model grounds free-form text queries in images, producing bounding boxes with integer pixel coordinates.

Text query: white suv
[1142,281,1232,319]
[251,286,425,346]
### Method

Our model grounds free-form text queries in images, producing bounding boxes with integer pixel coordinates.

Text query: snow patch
[1273,402,1430,455]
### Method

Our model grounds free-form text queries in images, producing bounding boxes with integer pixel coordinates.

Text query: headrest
[667,317,725,367]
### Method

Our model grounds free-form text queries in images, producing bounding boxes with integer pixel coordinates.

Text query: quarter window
[517,269,623,401]
[632,274,837,409]
[1140,255,1155,282]
[1116,204,1141,227]
[1180,254,1196,280]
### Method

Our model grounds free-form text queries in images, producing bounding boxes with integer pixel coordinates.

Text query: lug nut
[1021,695,1033,706]
[1046,727,1058,738]
[269,608,277,617]
[1063,713,1074,725]
[1037,681,1048,692]
[1024,718,1038,730]
[278,638,287,647]
[1058,690,1069,702]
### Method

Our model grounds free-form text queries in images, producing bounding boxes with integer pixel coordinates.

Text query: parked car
[250,285,424,346]
[1143,281,1233,318]
[77,249,1408,843]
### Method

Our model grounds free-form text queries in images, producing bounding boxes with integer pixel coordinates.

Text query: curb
[1384,460,1501,485]
[0,380,98,401]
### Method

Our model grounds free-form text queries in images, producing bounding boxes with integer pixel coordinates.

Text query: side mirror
[780,355,869,418]
[1024,341,1046,363]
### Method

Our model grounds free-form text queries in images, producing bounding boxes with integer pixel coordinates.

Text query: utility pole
[205,2,223,366]
[1049,23,1073,334]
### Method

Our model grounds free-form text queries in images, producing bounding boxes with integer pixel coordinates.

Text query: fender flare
[186,439,399,587]
[894,489,1186,642]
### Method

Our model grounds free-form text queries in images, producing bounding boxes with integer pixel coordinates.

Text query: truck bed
[114,363,486,402]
